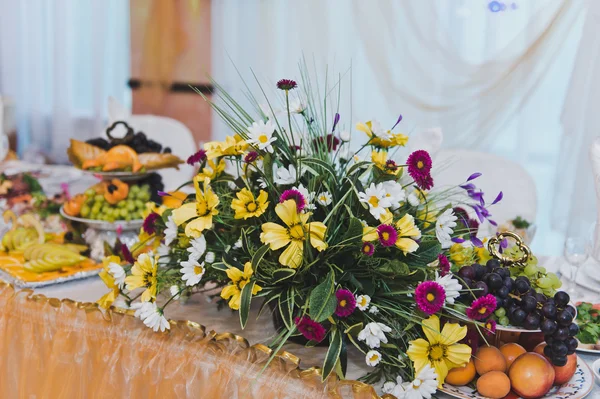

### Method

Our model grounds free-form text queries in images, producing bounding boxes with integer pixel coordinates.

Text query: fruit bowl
[59,207,143,231]
[80,169,154,182]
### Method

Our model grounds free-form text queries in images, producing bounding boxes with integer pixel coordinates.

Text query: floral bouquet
[98,66,509,398]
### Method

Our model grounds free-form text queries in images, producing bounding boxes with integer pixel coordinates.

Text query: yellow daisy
[204,134,248,159]
[417,208,436,229]
[124,253,158,302]
[356,121,409,148]
[260,199,327,268]
[172,176,219,238]
[220,262,262,310]
[231,188,269,219]
[197,158,226,181]
[407,315,471,387]
[394,214,422,254]
[97,255,121,309]
[449,243,474,267]
[371,150,400,175]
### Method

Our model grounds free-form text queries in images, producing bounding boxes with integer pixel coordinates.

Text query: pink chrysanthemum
[484,319,497,336]
[143,212,160,235]
[312,134,340,152]
[377,224,398,247]
[279,190,306,213]
[415,281,446,315]
[361,242,375,256]
[462,327,480,354]
[438,254,450,276]
[466,294,497,320]
[244,151,259,163]
[187,149,207,166]
[121,244,135,264]
[294,316,326,342]
[407,150,434,190]
[385,159,399,173]
[335,289,356,318]
[277,79,297,91]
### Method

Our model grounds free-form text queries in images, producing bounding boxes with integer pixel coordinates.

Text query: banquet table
[0,256,597,399]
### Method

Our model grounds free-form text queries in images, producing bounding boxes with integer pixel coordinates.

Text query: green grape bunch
[505,246,562,297]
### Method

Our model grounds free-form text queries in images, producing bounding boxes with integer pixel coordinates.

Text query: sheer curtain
[211,0,587,254]
[0,0,130,163]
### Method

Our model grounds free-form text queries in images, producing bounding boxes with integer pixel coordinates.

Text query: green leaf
[211,262,229,272]
[344,322,364,336]
[257,293,281,319]
[263,153,274,183]
[346,161,371,177]
[278,287,295,330]
[409,240,442,267]
[301,157,337,179]
[251,244,270,272]
[377,259,410,277]
[222,253,244,270]
[322,327,343,381]
[272,268,296,283]
[342,217,364,244]
[309,273,337,322]
[239,280,255,329]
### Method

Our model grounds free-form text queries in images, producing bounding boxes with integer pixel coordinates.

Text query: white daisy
[382,375,405,398]
[233,239,243,249]
[435,271,462,305]
[180,259,206,286]
[369,306,379,314]
[340,130,351,142]
[107,262,126,289]
[288,97,306,114]
[358,183,392,219]
[205,251,216,263]
[369,120,393,140]
[257,177,267,189]
[274,163,300,185]
[316,191,332,206]
[134,302,170,332]
[187,235,207,261]
[357,322,392,348]
[356,294,371,311]
[365,350,382,367]
[169,285,181,300]
[157,243,171,262]
[401,364,438,399]
[406,190,420,207]
[293,183,316,210]
[164,215,178,246]
[382,181,406,209]
[247,120,277,153]
[435,208,457,248]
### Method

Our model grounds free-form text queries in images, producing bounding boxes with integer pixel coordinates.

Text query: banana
[22,243,88,273]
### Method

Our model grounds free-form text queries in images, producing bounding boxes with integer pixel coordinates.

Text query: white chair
[590,137,600,260]
[433,149,537,231]
[106,98,197,191]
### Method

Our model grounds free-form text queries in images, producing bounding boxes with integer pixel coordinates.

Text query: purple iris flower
[491,191,503,205]
[467,172,482,181]
[391,114,403,130]
[332,113,340,132]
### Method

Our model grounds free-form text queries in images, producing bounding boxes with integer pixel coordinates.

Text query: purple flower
[452,237,466,244]
[121,244,135,264]
[187,149,207,166]
[415,281,446,315]
[484,319,497,336]
[279,189,306,213]
[335,289,356,317]
[142,212,160,235]
[332,113,340,132]
[277,79,297,91]
[391,114,403,130]
[377,224,398,247]
[466,294,497,320]
[407,150,433,181]
[467,172,482,181]
[294,316,326,342]
[157,191,169,197]
[438,254,450,276]
[361,242,375,256]
[491,191,503,205]
[385,159,400,174]
[459,183,476,191]
[244,151,259,163]
[470,236,484,248]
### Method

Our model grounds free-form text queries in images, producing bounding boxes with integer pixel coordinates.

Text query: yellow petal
[439,322,468,346]
[396,214,421,238]
[432,359,449,387]
[97,289,117,309]
[275,200,300,227]
[362,226,378,242]
[421,315,441,345]
[252,283,263,295]
[172,203,197,226]
[444,343,472,367]
[228,292,242,310]
[185,215,213,237]
[395,237,419,254]
[220,284,239,300]
[225,267,243,283]
[279,240,303,268]
[98,270,116,289]
[125,274,145,291]
[260,223,290,250]
[243,261,253,278]
[407,338,430,369]
[356,121,372,136]
[306,222,328,251]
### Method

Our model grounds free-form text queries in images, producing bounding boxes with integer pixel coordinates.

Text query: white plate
[576,345,600,355]
[583,263,600,284]
[592,359,600,386]
[79,169,152,182]
[59,206,143,231]
[441,356,594,398]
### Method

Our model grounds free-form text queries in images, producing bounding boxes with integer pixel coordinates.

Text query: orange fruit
[500,343,527,368]
[476,371,511,399]
[446,359,476,386]
[474,345,507,375]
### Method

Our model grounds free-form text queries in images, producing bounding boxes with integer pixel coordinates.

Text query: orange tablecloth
[0,281,380,399]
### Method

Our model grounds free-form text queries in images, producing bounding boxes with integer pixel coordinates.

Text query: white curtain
[0,0,130,163]
[211,0,587,255]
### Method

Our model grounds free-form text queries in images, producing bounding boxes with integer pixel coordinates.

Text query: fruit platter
[67,121,183,180]
[573,302,600,354]
[0,212,99,287]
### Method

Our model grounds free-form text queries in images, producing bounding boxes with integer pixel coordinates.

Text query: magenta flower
[415,281,446,315]
[186,149,207,166]
[438,254,450,276]
[385,159,400,174]
[484,319,497,336]
[466,294,497,320]
[461,327,480,354]
[121,244,135,264]
[377,224,398,247]
[335,289,356,317]
[361,242,375,256]
[407,150,434,190]
[279,189,306,213]
[294,316,326,342]
[277,79,297,91]
[244,151,259,163]
[312,134,340,151]
[142,212,160,235]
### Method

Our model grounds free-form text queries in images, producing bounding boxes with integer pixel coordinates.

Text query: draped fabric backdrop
[0,0,130,163]
[211,0,588,255]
